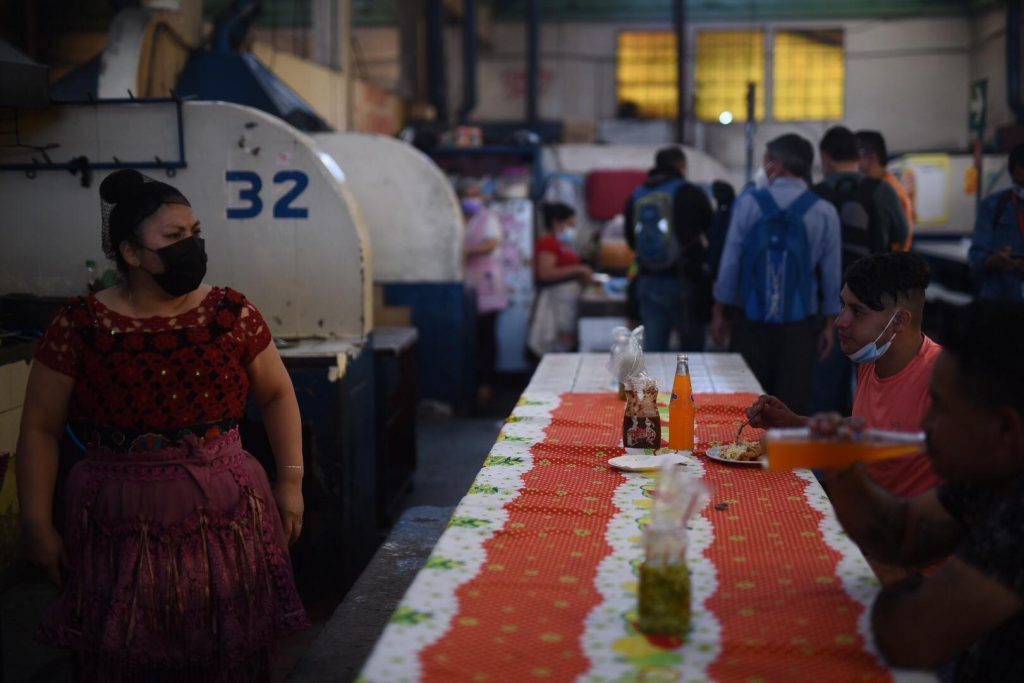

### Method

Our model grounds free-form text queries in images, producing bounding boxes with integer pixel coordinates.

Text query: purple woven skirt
[38,428,308,681]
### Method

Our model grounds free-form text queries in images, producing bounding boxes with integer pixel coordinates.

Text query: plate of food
[608,452,689,472]
[705,440,766,467]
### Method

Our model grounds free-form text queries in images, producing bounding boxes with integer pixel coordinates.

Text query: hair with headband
[100,169,191,272]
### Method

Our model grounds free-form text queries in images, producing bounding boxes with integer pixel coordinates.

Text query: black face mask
[142,236,208,297]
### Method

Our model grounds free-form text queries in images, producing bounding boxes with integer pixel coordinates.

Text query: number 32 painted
[225,170,309,219]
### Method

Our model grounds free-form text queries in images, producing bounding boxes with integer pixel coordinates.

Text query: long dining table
[357,353,936,683]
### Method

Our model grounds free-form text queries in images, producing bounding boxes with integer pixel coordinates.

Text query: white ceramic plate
[705,445,766,468]
[607,452,688,472]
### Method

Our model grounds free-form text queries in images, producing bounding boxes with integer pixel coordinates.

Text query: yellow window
[773,30,845,121]
[695,30,765,123]
[616,31,678,119]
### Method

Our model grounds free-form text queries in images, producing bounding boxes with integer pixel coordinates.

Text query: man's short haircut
[855,130,888,163]
[655,146,686,169]
[765,133,814,179]
[819,126,860,162]
[542,202,575,230]
[844,252,930,314]
[1009,143,1024,174]
[942,299,1024,418]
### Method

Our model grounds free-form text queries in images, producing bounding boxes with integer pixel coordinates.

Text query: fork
[734,418,749,444]
[735,403,763,443]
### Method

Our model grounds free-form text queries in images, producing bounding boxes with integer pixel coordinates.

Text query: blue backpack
[632,179,685,271]
[739,189,819,323]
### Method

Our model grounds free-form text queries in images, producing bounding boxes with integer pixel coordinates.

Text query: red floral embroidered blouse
[34,287,272,432]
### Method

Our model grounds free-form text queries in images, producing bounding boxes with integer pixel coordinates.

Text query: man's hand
[807,412,866,439]
[710,303,730,348]
[747,395,807,429]
[985,245,1016,272]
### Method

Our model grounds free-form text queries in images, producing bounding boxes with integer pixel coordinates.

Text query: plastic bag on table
[607,325,647,399]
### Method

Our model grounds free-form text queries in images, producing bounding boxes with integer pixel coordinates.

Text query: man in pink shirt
[748,251,941,498]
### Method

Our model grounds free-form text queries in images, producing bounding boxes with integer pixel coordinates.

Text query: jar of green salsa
[638,561,691,635]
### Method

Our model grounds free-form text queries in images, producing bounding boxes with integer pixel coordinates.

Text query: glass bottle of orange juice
[668,355,695,451]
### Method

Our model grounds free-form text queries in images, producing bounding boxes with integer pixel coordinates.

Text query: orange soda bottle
[668,355,695,451]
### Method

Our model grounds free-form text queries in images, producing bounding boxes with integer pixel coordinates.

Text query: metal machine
[315,132,478,412]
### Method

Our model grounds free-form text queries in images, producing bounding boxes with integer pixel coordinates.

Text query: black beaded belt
[72,418,239,453]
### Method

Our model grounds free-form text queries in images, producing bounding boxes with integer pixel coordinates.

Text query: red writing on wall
[501,67,556,98]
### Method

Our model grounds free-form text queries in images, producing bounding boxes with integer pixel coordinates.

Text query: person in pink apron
[461,181,508,406]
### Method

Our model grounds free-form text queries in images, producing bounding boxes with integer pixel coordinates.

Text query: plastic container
[763,427,925,471]
[637,465,708,636]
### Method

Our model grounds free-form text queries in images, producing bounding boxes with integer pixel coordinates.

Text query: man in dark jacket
[624,146,713,351]
[812,126,908,415]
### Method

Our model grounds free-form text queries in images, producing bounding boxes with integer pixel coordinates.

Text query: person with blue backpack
[711,133,842,415]
[624,146,714,352]
[969,143,1024,301]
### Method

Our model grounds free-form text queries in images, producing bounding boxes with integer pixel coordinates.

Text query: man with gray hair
[711,133,842,415]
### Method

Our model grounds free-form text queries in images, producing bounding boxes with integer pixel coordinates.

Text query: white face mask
[846,311,900,364]
[753,165,770,190]
[558,227,577,245]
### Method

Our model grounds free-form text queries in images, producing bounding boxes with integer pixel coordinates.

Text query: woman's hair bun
[99,169,146,204]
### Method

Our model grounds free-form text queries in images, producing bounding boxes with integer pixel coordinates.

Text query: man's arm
[710,194,754,345]
[712,194,754,308]
[872,181,908,253]
[623,197,636,251]
[824,465,963,567]
[872,559,1023,669]
[816,202,843,317]
[675,184,713,246]
[675,185,713,278]
[968,195,1008,276]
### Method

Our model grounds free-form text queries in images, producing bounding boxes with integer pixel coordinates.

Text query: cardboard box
[373,285,413,327]
[562,119,596,144]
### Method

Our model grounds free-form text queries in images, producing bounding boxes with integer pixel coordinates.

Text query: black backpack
[813,176,882,271]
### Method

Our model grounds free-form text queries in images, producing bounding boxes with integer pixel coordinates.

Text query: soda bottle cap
[676,354,688,361]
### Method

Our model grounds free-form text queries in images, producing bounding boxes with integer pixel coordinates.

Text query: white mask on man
[753,165,770,190]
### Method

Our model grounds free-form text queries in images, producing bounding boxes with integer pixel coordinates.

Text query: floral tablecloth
[358,388,935,683]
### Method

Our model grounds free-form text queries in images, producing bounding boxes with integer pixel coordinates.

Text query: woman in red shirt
[17,170,306,681]
[528,203,592,355]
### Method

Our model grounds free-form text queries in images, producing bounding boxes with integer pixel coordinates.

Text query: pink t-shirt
[853,335,943,498]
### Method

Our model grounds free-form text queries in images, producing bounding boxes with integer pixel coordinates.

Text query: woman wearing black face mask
[16,169,307,681]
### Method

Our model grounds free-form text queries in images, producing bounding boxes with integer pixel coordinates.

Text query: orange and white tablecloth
[358,354,935,683]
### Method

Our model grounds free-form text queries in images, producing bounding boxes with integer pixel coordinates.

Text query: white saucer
[607,452,689,472]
